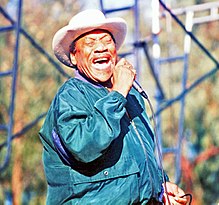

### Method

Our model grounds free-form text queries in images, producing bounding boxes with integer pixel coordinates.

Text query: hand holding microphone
[112,58,136,97]
[112,58,148,99]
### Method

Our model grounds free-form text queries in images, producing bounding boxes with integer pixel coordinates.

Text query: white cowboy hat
[52,9,127,68]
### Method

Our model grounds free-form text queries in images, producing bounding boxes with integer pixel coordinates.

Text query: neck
[75,70,113,90]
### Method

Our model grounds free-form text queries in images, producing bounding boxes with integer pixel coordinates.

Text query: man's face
[70,29,117,83]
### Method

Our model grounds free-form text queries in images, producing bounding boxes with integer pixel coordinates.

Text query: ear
[70,52,77,66]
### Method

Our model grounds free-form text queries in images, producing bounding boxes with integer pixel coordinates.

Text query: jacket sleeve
[55,88,127,163]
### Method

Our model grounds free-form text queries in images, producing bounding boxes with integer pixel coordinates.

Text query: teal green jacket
[39,75,166,205]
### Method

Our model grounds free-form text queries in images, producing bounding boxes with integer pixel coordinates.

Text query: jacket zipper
[130,119,155,199]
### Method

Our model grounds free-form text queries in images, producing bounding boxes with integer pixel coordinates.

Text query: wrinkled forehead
[74,29,115,43]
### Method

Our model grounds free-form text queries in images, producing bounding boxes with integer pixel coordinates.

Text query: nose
[94,42,108,53]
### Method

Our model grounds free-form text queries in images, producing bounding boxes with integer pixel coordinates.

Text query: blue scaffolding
[0,0,69,172]
[100,0,219,183]
[0,0,219,186]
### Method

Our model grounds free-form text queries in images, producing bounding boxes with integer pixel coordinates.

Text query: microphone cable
[136,84,192,205]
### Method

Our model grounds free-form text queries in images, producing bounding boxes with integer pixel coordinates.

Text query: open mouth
[93,57,110,64]
[92,54,112,70]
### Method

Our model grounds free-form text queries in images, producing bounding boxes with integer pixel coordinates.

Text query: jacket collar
[74,70,105,88]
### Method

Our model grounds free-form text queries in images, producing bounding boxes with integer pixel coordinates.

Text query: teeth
[94,57,108,63]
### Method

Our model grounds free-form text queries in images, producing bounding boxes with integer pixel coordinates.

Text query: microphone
[133,81,148,99]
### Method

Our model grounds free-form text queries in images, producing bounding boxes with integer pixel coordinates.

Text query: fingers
[111,58,137,97]
[169,195,187,204]
[116,58,136,76]
[162,182,188,205]
[176,197,188,204]
[163,194,188,205]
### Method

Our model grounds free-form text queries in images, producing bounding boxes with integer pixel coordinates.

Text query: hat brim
[52,19,127,68]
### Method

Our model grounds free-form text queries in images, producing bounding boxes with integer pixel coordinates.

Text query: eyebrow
[84,34,111,41]
[73,29,116,44]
